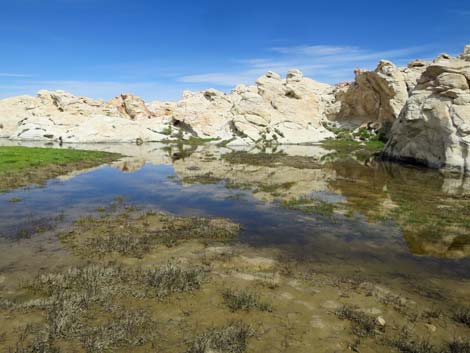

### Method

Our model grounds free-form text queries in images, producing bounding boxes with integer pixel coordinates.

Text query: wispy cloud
[0,73,34,78]
[178,44,435,87]
[0,80,186,101]
[448,9,470,16]
[0,44,438,101]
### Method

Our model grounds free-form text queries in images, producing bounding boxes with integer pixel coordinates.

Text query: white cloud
[177,44,435,87]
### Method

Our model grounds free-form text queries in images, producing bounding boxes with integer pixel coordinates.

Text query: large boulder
[230,70,334,144]
[171,89,235,140]
[333,61,409,132]
[383,47,470,173]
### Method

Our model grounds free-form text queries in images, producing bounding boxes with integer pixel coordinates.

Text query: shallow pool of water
[0,140,469,283]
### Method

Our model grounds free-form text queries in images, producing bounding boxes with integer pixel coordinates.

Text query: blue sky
[0,0,469,101]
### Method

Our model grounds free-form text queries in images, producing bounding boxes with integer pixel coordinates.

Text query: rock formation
[383,47,470,173]
[0,70,334,145]
[229,70,334,144]
[1,90,171,143]
[331,60,425,132]
[1,44,470,175]
[171,89,234,140]
[109,93,155,120]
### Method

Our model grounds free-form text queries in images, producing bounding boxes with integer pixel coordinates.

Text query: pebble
[376,316,386,326]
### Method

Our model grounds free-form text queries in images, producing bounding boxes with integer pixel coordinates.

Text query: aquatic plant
[61,210,240,258]
[281,197,336,216]
[222,151,322,169]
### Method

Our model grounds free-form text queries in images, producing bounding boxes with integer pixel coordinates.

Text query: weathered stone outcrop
[383,48,470,173]
[332,61,411,132]
[0,90,171,143]
[147,69,335,145]
[109,93,155,120]
[171,89,235,140]
[229,70,334,144]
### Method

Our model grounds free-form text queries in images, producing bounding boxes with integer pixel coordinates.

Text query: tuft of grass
[446,339,470,353]
[392,337,436,353]
[145,262,206,298]
[187,322,253,353]
[222,288,272,312]
[335,304,381,337]
[453,307,470,327]
[80,309,155,352]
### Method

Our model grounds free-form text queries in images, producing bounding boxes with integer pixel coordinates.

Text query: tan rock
[333,60,409,132]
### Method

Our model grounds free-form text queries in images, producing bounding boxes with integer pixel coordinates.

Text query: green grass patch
[0,146,117,173]
[0,146,121,192]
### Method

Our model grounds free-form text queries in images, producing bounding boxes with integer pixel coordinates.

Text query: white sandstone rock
[383,46,470,173]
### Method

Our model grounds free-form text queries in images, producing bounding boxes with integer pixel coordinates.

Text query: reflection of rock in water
[114,159,147,173]
[3,140,469,259]
[330,159,470,259]
[172,145,336,203]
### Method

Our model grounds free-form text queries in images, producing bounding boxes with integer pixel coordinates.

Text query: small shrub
[454,307,470,327]
[446,339,470,353]
[335,304,380,337]
[187,322,253,353]
[145,262,206,297]
[222,288,272,312]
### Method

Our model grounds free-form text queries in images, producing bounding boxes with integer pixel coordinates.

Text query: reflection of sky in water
[0,144,469,280]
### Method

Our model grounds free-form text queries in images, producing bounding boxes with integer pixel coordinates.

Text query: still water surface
[0,141,469,283]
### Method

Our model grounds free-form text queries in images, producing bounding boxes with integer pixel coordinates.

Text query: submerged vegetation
[0,146,120,192]
[222,151,322,169]
[61,209,240,257]
[281,197,337,216]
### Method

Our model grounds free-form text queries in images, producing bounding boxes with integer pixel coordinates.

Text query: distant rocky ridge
[1,45,469,172]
